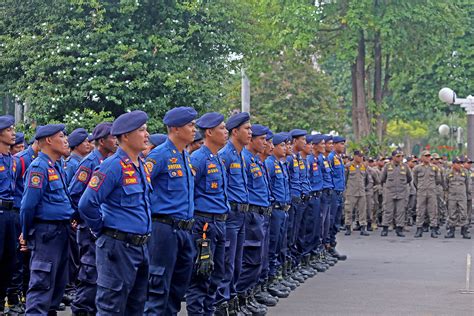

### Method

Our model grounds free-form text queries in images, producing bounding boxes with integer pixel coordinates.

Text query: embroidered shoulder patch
[77,166,91,184]
[28,171,44,188]
[88,171,106,191]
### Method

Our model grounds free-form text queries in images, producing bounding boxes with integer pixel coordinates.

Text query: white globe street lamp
[438,124,450,137]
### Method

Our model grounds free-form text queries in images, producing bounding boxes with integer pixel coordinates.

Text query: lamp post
[439,88,474,160]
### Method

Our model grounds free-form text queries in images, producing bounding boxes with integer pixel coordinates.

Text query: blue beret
[353,150,364,157]
[333,136,346,143]
[68,128,89,148]
[322,134,333,142]
[290,129,307,138]
[193,131,203,142]
[87,133,94,142]
[0,115,15,130]
[163,107,197,127]
[311,134,325,144]
[91,122,113,141]
[196,112,224,129]
[305,135,313,143]
[391,149,404,156]
[14,132,25,145]
[266,129,273,141]
[35,124,65,139]
[226,112,250,131]
[149,133,167,147]
[273,132,287,145]
[111,110,148,136]
[251,124,269,137]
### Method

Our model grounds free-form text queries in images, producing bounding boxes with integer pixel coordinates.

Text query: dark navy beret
[353,150,364,157]
[226,112,250,131]
[196,112,224,129]
[111,110,148,136]
[91,122,113,141]
[322,134,333,142]
[35,124,65,139]
[266,129,273,141]
[311,134,325,144]
[14,132,25,145]
[305,135,313,144]
[87,133,94,142]
[149,133,167,147]
[273,132,287,145]
[391,149,404,156]
[193,131,203,142]
[333,136,346,143]
[163,107,197,127]
[251,124,269,137]
[68,128,89,148]
[290,129,307,138]
[0,115,15,130]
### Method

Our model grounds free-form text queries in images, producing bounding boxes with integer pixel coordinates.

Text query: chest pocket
[121,184,144,207]
[47,180,65,202]
[228,166,242,186]
[167,170,185,191]
[206,172,223,194]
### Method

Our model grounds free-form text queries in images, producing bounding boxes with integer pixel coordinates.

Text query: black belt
[195,211,228,221]
[248,204,272,216]
[310,191,322,198]
[33,219,70,225]
[301,193,311,202]
[291,196,302,204]
[229,202,249,213]
[0,199,14,210]
[152,214,194,231]
[272,202,290,212]
[322,188,332,194]
[102,228,150,246]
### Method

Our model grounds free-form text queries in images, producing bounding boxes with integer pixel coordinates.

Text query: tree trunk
[354,30,370,140]
[351,63,360,140]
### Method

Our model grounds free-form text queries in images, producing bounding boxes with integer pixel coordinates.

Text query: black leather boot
[247,289,268,315]
[215,302,230,316]
[344,225,351,235]
[461,226,471,239]
[395,226,405,237]
[367,221,373,231]
[445,226,455,238]
[254,284,278,307]
[360,225,370,236]
[430,227,438,238]
[380,226,388,236]
[237,295,254,316]
[228,296,246,316]
[414,227,422,238]
[328,246,347,261]
[267,278,289,298]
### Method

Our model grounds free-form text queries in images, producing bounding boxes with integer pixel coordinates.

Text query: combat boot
[444,226,455,238]
[237,295,254,316]
[254,284,278,307]
[215,302,230,316]
[430,227,438,238]
[422,224,429,232]
[380,226,388,237]
[414,227,423,238]
[360,225,370,236]
[248,289,268,314]
[344,225,351,235]
[395,226,405,237]
[328,246,347,261]
[267,278,289,298]
[461,226,471,239]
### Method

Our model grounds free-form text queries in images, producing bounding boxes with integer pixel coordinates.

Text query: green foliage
[386,120,428,142]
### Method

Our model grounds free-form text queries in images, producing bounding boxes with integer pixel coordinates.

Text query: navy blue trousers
[186,216,226,316]
[235,211,264,294]
[144,221,194,316]
[71,225,97,314]
[0,211,17,302]
[25,222,70,315]
[268,209,287,278]
[308,196,322,254]
[96,234,149,316]
[321,189,333,247]
[258,214,271,283]
[216,206,245,304]
[6,211,24,303]
[330,191,344,246]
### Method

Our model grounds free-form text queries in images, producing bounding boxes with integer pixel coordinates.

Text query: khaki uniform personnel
[464,159,473,224]
[380,149,412,237]
[365,164,379,231]
[445,157,471,239]
[413,150,441,238]
[407,177,417,226]
[344,151,370,236]
[373,162,384,225]
[432,153,448,226]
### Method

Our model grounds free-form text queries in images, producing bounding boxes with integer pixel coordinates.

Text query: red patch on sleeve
[77,166,92,184]
[88,171,106,192]
[28,172,44,188]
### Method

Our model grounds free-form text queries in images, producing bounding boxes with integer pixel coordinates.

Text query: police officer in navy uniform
[265,133,292,297]
[328,136,348,260]
[235,124,270,316]
[0,115,18,315]
[143,133,167,157]
[20,124,74,315]
[144,107,197,315]
[188,131,204,155]
[216,112,251,315]
[185,112,229,316]
[70,122,117,316]
[10,132,25,155]
[78,111,152,315]
[64,128,91,185]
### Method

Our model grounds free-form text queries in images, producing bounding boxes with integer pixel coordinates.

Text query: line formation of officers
[1,108,471,316]
[343,148,473,239]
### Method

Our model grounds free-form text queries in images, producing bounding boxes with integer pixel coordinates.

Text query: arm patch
[28,171,44,188]
[88,171,106,192]
[77,166,92,184]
